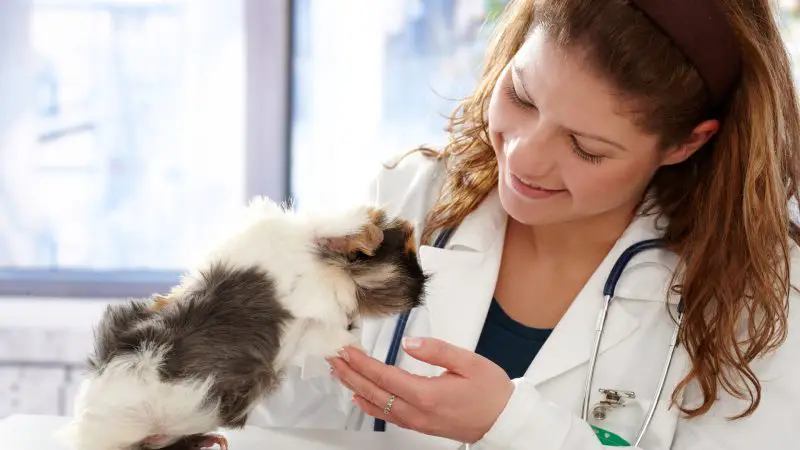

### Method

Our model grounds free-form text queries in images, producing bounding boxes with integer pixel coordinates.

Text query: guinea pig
[57,198,428,450]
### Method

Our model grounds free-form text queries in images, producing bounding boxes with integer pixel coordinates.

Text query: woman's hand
[328,337,514,444]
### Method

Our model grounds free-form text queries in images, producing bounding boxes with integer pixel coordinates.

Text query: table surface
[0,414,464,450]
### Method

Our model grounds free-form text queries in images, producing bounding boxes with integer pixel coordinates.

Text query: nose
[503,122,559,178]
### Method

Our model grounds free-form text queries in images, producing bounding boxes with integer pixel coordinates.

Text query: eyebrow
[510,62,629,152]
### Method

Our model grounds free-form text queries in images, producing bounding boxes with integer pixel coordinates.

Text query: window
[289,0,510,212]
[0,0,289,298]
[3,0,800,300]
[288,0,800,214]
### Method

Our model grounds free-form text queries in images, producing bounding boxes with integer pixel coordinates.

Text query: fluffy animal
[58,198,428,450]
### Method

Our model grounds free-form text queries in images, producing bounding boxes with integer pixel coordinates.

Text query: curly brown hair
[397,0,800,419]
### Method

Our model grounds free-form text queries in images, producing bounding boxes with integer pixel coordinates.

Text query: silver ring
[383,394,396,415]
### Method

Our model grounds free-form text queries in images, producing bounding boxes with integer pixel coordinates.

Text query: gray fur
[86,211,429,450]
[90,263,291,431]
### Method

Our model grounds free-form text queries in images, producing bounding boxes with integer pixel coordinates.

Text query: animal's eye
[346,316,361,331]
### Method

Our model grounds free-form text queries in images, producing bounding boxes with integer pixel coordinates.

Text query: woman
[250,0,800,448]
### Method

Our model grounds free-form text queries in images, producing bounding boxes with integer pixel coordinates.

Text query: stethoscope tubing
[374,230,683,446]
[582,238,685,447]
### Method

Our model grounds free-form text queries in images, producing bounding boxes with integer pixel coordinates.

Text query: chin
[57,198,429,450]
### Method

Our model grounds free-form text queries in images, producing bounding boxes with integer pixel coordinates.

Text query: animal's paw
[328,327,362,356]
[194,434,229,450]
[300,324,362,360]
[154,433,229,450]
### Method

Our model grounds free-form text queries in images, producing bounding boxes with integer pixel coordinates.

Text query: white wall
[0,298,114,417]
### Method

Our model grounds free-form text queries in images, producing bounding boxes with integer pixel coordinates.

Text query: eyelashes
[502,83,605,165]
[503,84,534,109]
[569,136,603,164]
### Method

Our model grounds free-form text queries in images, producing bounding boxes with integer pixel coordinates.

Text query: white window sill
[0,297,119,330]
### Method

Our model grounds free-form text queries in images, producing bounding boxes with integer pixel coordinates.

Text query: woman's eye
[501,78,605,165]
[570,136,604,164]
[503,84,535,110]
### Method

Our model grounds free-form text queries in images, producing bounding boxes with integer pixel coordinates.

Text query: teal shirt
[474,298,554,379]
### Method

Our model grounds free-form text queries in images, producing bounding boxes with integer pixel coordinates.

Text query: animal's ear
[315,223,384,257]
[315,206,388,257]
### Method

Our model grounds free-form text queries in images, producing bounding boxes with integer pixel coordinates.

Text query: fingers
[352,394,414,430]
[329,357,417,428]
[329,356,394,411]
[401,337,482,376]
[338,346,430,404]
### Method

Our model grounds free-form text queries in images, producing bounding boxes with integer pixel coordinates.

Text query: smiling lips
[508,171,567,200]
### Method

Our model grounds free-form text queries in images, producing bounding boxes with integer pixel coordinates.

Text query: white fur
[58,346,221,450]
[189,197,368,317]
[60,197,376,449]
[183,196,370,353]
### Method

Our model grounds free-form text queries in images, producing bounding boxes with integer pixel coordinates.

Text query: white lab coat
[248,152,800,449]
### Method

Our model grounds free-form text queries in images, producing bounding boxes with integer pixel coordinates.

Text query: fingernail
[402,337,422,349]
[337,348,350,362]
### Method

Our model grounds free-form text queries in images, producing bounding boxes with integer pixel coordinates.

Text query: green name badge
[591,425,631,446]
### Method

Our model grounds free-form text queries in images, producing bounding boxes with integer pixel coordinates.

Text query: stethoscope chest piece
[591,388,636,421]
[588,388,643,447]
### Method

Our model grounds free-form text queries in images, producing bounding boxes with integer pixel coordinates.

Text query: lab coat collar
[416,189,506,356]
[524,209,678,387]
[416,189,681,384]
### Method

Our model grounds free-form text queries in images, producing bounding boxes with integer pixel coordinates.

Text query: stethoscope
[374,228,684,447]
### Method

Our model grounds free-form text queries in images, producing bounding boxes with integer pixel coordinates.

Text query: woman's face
[487,27,708,227]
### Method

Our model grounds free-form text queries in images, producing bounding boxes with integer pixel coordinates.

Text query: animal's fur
[58,198,428,450]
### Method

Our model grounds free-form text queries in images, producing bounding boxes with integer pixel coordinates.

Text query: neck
[509,207,637,264]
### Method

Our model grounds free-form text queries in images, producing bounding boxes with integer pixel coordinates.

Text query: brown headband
[630,0,742,110]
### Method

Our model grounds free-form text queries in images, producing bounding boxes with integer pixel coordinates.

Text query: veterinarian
[249,0,800,448]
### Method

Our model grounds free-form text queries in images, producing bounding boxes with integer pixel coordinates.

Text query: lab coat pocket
[587,297,690,449]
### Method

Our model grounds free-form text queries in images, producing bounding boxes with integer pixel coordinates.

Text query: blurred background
[0,0,799,419]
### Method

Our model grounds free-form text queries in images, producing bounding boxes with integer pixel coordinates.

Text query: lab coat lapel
[417,246,497,355]
[524,213,665,387]
[416,191,506,357]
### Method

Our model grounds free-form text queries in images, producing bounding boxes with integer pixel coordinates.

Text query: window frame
[0,0,292,299]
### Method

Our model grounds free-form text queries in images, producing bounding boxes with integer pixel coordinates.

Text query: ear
[660,119,719,166]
